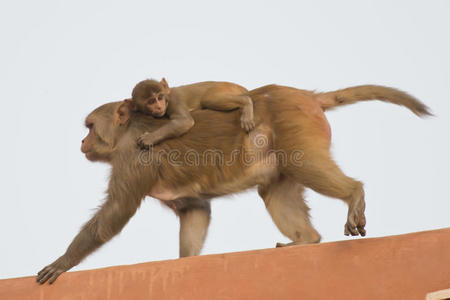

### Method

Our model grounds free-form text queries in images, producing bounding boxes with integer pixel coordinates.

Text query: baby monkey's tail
[315,85,432,117]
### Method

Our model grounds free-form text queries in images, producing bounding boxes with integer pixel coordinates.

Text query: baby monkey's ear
[160,77,171,93]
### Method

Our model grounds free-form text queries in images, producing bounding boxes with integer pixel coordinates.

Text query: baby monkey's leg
[201,93,255,132]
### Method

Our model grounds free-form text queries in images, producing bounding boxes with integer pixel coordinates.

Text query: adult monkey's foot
[344,194,366,236]
[276,241,315,247]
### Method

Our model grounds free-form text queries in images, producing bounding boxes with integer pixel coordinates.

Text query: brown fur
[37,84,429,284]
[132,79,255,148]
[315,84,432,116]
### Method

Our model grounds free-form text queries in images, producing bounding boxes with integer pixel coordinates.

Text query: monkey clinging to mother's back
[131,78,255,148]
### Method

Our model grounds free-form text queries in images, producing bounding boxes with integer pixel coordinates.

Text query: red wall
[1,228,449,300]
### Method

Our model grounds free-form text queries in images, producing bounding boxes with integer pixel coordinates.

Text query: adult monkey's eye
[158,94,164,100]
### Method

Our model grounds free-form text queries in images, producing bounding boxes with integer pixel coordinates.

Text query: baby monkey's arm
[201,92,255,132]
[137,100,194,148]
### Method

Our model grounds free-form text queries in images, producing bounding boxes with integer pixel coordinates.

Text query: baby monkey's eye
[158,94,164,100]
[147,98,156,105]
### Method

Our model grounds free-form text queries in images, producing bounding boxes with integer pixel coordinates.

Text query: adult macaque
[37,84,430,284]
[131,78,255,148]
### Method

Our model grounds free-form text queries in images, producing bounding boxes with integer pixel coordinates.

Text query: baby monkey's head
[132,78,170,117]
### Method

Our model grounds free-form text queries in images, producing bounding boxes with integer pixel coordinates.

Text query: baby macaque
[131,78,254,148]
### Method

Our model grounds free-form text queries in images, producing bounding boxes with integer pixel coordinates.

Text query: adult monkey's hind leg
[284,148,366,237]
[258,175,321,247]
[177,199,211,257]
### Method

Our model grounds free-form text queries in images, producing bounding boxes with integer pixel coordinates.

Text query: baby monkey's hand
[137,132,158,149]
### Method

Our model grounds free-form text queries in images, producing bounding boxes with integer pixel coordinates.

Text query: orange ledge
[1,228,449,300]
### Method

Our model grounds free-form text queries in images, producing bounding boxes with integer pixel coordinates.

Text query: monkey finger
[344,226,350,236]
[140,141,150,149]
[137,139,148,150]
[241,121,251,132]
[137,133,149,142]
[348,220,359,235]
[38,268,54,284]
[37,266,51,279]
[48,270,63,284]
[358,226,366,236]
[37,267,47,276]
[345,222,359,236]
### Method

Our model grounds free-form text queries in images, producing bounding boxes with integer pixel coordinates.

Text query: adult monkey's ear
[125,98,137,111]
[160,77,170,93]
[114,99,134,126]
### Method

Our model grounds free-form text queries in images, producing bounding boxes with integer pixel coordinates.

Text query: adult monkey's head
[131,78,170,118]
[81,100,134,162]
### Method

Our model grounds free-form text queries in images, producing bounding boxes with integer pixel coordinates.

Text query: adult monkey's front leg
[37,176,144,284]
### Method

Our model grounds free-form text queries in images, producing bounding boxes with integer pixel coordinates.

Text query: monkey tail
[315,85,432,117]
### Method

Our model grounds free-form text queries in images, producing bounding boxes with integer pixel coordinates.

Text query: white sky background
[0,0,449,279]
